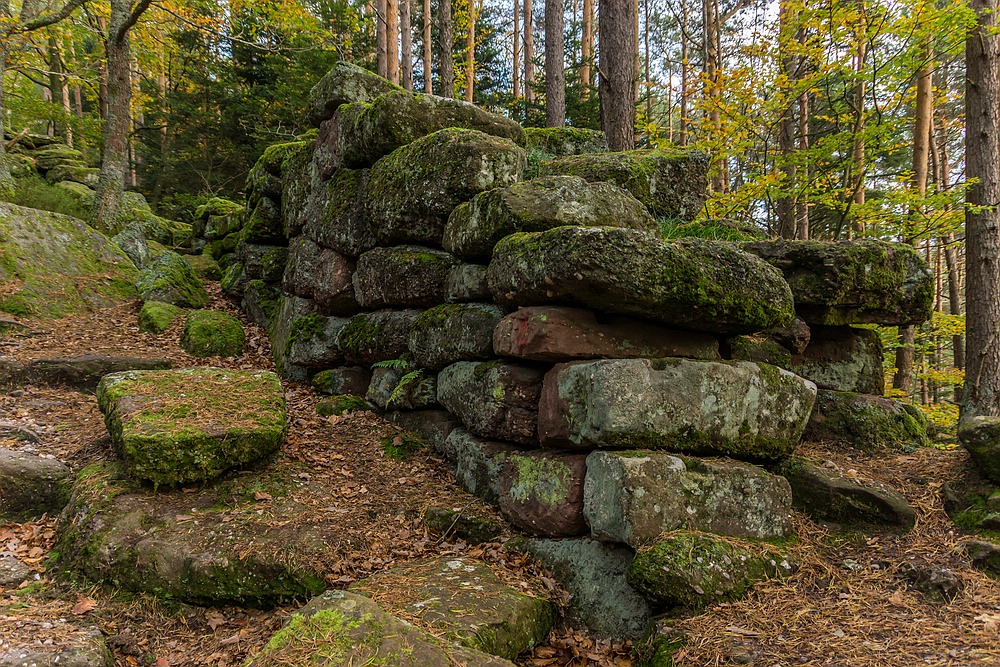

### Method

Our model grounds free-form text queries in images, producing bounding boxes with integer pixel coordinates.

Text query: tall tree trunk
[465,0,476,102]
[439,0,454,96]
[423,0,433,93]
[0,45,12,197]
[679,0,688,146]
[401,0,412,89]
[513,0,521,99]
[524,0,535,103]
[776,0,796,239]
[643,0,650,120]
[704,0,723,191]
[894,37,934,396]
[796,88,809,239]
[599,0,636,150]
[580,0,592,98]
[377,0,388,77]
[545,0,565,125]
[387,0,400,83]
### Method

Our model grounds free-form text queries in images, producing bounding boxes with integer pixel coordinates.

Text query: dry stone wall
[224,63,936,639]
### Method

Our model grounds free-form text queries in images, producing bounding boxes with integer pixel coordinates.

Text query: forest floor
[1,288,999,667]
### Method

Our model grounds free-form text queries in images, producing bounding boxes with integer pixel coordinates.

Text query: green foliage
[6,175,89,220]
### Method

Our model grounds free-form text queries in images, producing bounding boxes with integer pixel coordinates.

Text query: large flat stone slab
[493,306,721,363]
[442,175,656,263]
[743,239,934,326]
[539,358,816,461]
[584,451,792,546]
[488,227,794,334]
[353,246,457,308]
[337,309,421,366]
[409,303,503,370]
[438,361,544,445]
[351,556,553,659]
[96,369,286,486]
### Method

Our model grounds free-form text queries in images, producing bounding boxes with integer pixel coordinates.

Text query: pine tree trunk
[850,4,867,237]
[776,0,796,239]
[544,0,564,125]
[796,88,809,239]
[377,0,388,77]
[580,0,592,98]
[401,0,412,89]
[524,0,534,103]
[0,44,12,197]
[679,0,688,145]
[513,0,521,99]
[439,0,454,96]
[465,0,475,102]
[387,0,399,83]
[423,0,433,93]
[599,0,636,150]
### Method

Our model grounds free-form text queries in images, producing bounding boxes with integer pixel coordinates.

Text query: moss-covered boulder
[138,300,182,334]
[283,237,359,315]
[308,61,404,125]
[408,303,503,370]
[0,202,137,317]
[242,280,282,329]
[776,456,916,529]
[280,140,319,239]
[804,390,928,452]
[337,90,527,168]
[247,590,515,666]
[366,365,438,410]
[628,531,795,609]
[423,505,501,544]
[239,242,288,283]
[302,168,376,257]
[787,325,884,395]
[195,196,245,220]
[316,394,370,416]
[180,310,246,357]
[246,142,300,209]
[0,448,72,521]
[743,239,934,326]
[437,361,545,444]
[540,358,816,461]
[488,227,795,334]
[584,450,792,546]
[446,263,491,302]
[31,145,84,171]
[499,451,588,537]
[269,296,348,378]
[351,556,553,660]
[441,428,521,503]
[539,147,708,219]
[96,369,286,486]
[336,309,421,366]
[134,250,209,308]
[959,416,1000,484]
[366,128,527,247]
[312,366,372,396]
[443,175,656,263]
[53,180,96,209]
[353,246,457,309]
[242,197,284,245]
[111,223,154,269]
[45,163,100,187]
[524,127,608,156]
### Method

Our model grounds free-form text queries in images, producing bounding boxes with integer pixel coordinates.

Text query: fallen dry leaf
[72,597,96,615]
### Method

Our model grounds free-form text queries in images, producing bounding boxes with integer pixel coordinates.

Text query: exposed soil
[1,291,998,667]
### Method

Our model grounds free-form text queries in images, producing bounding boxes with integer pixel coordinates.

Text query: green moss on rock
[180,309,246,357]
[317,394,370,416]
[135,250,209,308]
[138,300,183,334]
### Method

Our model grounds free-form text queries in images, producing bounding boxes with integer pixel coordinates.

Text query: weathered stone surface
[242,280,282,329]
[45,163,100,187]
[303,168,376,257]
[442,428,522,503]
[514,538,652,640]
[743,239,934,326]
[584,451,792,546]
[182,252,222,280]
[239,242,288,283]
[31,145,83,170]
[353,246,458,308]
[0,636,112,667]
[281,140,320,239]
[313,116,342,179]
[524,127,608,156]
[111,223,154,269]
[540,358,816,461]
[443,176,656,263]
[247,141,300,201]
[805,390,928,452]
[135,251,209,308]
[367,128,527,247]
[628,531,795,609]
[725,334,793,368]
[539,148,708,219]
[283,237,359,315]
[19,355,170,391]
[352,556,553,659]
[0,203,137,318]
[336,309,421,366]
[96,369,286,486]
[499,450,588,537]
[765,317,812,355]
[247,589,514,666]
[308,62,404,126]
[959,416,1000,484]
[338,91,526,168]
[788,325,884,394]
[0,555,31,587]
[269,296,348,377]
[424,506,501,543]
[313,367,372,396]
[316,394,370,416]
[494,306,721,363]
[242,197,284,245]
[139,301,184,334]
[776,456,916,529]
[0,449,71,521]
[385,410,460,456]
[366,366,438,410]
[965,540,1000,577]
[438,361,545,444]
[488,227,795,334]
[180,310,246,358]
[409,303,504,370]
[446,263,492,302]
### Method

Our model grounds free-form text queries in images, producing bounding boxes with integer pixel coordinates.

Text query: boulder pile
[220,63,935,640]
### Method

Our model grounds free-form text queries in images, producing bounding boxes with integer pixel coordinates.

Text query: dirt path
[1,294,998,666]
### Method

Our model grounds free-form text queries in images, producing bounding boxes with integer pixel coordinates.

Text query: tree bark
[377,0,388,77]
[387,0,400,84]
[849,3,867,237]
[776,0,796,239]
[465,0,476,102]
[439,0,454,97]
[0,45,12,196]
[513,0,521,99]
[545,0,565,125]
[401,0,412,89]
[599,0,636,150]
[964,0,1000,416]
[580,0,593,98]
[423,0,433,93]
[679,0,688,145]
[524,0,535,103]
[796,88,809,239]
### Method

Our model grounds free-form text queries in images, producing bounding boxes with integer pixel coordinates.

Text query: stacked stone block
[237,64,936,640]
